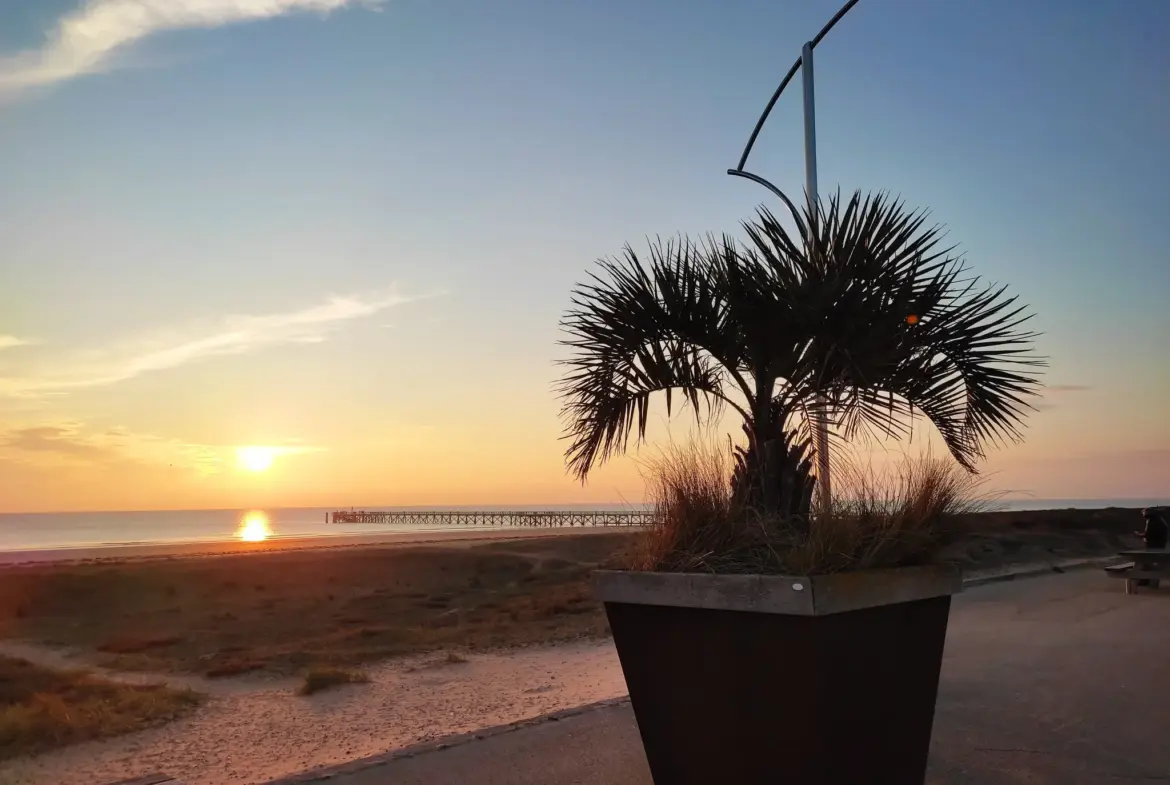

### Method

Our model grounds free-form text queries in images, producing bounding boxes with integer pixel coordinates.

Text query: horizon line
[4,497,1170,516]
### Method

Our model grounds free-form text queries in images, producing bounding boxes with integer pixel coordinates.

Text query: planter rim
[593,564,962,617]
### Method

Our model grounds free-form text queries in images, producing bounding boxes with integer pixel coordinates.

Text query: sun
[237,446,276,472]
[236,511,272,542]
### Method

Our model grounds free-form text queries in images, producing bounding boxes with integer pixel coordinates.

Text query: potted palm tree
[557,191,1043,785]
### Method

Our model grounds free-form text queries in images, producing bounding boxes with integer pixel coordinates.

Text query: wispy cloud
[5,424,113,461]
[1,421,329,475]
[0,421,226,473]
[0,0,378,98]
[0,290,425,397]
[0,336,29,350]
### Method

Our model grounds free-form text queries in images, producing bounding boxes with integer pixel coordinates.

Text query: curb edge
[269,696,632,783]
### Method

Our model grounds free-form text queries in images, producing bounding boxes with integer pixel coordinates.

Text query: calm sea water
[0,504,649,552]
[0,499,1166,553]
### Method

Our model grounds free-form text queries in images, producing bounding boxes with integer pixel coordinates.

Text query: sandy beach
[0,638,628,785]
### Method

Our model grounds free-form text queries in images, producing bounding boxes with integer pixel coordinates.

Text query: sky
[0,0,1167,513]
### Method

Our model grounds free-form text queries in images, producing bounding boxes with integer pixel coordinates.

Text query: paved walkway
[277,570,1170,784]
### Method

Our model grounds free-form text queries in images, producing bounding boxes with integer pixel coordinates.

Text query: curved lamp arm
[728,0,863,184]
[725,169,801,218]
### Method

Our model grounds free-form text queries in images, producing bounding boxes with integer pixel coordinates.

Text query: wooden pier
[328,510,654,528]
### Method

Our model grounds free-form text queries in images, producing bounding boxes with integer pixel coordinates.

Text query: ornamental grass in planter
[626,443,991,577]
[557,191,1043,785]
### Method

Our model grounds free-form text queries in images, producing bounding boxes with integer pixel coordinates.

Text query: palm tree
[557,190,1044,519]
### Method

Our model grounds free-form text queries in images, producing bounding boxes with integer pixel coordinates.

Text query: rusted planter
[594,566,962,785]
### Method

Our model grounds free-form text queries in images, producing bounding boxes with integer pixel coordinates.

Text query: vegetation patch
[0,655,200,760]
[405,651,469,672]
[96,635,183,654]
[626,443,992,575]
[0,534,627,675]
[204,660,265,679]
[298,666,370,696]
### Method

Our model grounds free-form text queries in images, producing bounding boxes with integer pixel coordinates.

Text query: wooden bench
[1105,550,1170,594]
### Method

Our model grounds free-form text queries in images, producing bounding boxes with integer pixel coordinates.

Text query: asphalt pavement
[275,569,1170,785]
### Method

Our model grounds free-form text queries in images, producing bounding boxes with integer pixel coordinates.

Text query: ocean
[0,499,1166,553]
[0,504,647,552]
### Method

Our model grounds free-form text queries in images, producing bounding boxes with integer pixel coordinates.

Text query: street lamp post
[727,0,863,506]
[799,41,832,505]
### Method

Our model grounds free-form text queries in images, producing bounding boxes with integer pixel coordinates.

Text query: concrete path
[277,570,1170,784]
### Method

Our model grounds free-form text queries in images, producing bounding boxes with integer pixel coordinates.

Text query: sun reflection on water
[236,511,273,542]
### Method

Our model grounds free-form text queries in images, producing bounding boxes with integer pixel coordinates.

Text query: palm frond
[556,188,1044,501]
[557,237,752,481]
[742,189,1045,470]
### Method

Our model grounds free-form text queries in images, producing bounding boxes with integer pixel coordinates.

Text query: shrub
[298,666,370,696]
[0,655,200,760]
[96,635,183,654]
[626,441,992,575]
[204,659,264,679]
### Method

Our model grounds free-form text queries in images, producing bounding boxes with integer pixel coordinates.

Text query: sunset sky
[1,0,1167,513]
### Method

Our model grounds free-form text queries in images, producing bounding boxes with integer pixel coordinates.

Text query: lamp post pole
[800,41,832,506]
[802,41,819,213]
[727,0,863,508]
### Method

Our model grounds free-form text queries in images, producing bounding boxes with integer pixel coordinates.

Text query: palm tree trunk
[731,407,816,523]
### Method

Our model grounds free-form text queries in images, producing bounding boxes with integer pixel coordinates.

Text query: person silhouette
[1134,508,1168,587]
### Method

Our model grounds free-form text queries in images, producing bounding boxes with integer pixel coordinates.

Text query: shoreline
[0,526,632,568]
[1,502,1160,568]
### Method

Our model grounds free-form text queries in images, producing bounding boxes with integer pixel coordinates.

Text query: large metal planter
[594,566,963,785]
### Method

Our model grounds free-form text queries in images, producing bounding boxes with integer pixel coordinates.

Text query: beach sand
[0,638,627,785]
[0,529,633,783]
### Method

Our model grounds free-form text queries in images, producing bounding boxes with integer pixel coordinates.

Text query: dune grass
[626,441,994,575]
[0,533,629,677]
[0,655,200,761]
[404,650,471,673]
[298,666,370,696]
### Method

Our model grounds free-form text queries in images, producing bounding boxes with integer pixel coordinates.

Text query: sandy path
[0,640,627,785]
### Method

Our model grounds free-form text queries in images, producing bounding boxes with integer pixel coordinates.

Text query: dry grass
[298,666,370,696]
[0,655,200,761]
[96,635,183,655]
[204,660,265,679]
[626,441,994,575]
[780,454,995,574]
[0,533,631,676]
[625,442,754,574]
[404,651,471,673]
